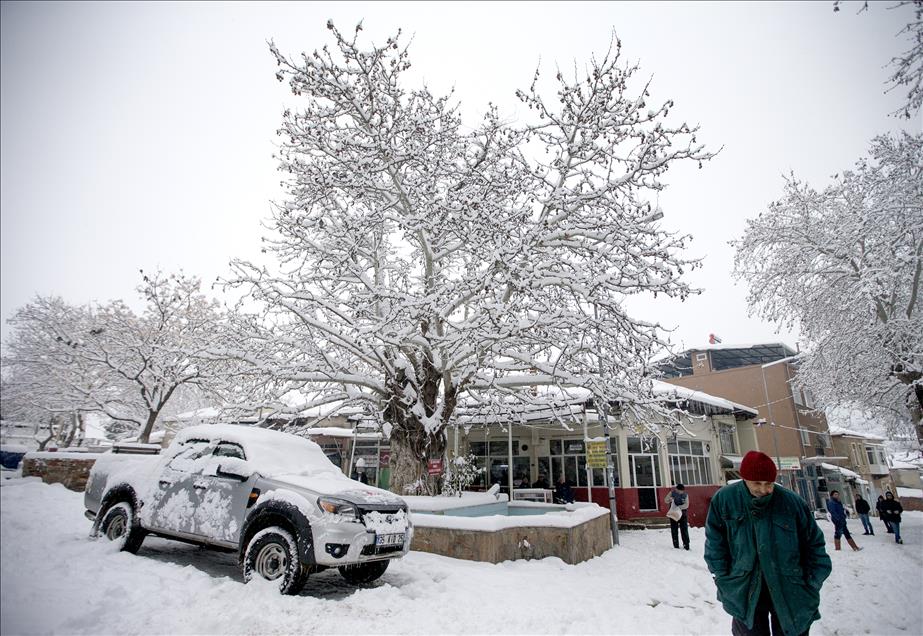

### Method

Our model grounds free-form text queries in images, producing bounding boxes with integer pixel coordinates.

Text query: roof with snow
[659,342,798,378]
[457,381,757,425]
[828,426,885,442]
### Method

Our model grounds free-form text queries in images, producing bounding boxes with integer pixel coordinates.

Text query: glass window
[489,441,517,456]
[213,442,245,460]
[667,438,714,486]
[719,425,737,454]
[799,427,811,446]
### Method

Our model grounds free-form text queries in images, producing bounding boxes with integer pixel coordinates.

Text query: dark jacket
[704,481,832,636]
[880,498,903,523]
[554,480,574,504]
[876,498,887,516]
[855,498,870,515]
[826,497,847,525]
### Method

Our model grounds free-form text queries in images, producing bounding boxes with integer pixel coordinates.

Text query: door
[145,439,212,536]
[194,441,253,544]
[631,455,658,511]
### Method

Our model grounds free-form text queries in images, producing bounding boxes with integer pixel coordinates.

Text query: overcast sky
[1,1,919,350]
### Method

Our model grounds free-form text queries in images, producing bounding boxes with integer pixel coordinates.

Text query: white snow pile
[1,476,921,635]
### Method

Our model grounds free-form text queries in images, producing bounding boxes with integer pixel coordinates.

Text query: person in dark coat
[553,474,574,504]
[664,483,690,550]
[876,495,893,533]
[854,494,873,535]
[880,491,904,544]
[827,490,861,551]
[532,473,550,489]
[705,450,832,636]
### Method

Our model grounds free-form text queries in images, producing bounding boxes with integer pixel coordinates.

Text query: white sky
[1,1,920,349]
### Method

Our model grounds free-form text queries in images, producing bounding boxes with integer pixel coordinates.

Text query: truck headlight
[317,497,358,520]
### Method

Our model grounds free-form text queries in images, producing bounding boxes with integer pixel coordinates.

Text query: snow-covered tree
[733,132,923,443]
[887,0,923,119]
[2,272,240,443]
[230,23,710,494]
[834,0,923,119]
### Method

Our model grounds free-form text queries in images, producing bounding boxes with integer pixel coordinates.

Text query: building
[827,426,890,507]
[660,343,833,510]
[451,382,758,526]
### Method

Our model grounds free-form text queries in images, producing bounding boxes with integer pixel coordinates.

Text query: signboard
[378,450,391,467]
[427,458,443,475]
[777,457,801,471]
[586,441,608,468]
[565,440,586,454]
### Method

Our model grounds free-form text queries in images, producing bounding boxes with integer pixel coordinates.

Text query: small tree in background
[2,272,240,443]
[441,454,484,497]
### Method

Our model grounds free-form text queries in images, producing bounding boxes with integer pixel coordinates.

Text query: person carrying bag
[665,484,690,550]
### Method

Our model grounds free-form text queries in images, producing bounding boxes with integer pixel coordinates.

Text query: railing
[512,488,554,503]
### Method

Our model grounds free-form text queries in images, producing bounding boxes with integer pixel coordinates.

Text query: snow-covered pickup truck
[84,424,411,594]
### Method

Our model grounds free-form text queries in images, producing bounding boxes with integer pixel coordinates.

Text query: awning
[819,462,868,484]
[800,456,849,465]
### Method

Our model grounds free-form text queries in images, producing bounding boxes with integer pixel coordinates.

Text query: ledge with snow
[405,492,612,564]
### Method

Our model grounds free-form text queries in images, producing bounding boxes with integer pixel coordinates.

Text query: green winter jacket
[704,481,832,636]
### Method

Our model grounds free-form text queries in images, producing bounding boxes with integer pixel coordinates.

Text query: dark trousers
[670,514,689,549]
[833,521,852,540]
[731,580,809,636]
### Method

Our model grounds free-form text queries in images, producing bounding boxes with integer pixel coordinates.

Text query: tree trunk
[388,423,447,496]
[139,410,159,444]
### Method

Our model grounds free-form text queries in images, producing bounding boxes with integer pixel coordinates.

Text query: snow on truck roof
[174,424,342,478]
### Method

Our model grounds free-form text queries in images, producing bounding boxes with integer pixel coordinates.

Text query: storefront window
[468,439,526,488]
[545,438,611,488]
[666,439,714,486]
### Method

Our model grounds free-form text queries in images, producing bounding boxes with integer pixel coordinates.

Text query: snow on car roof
[174,424,341,478]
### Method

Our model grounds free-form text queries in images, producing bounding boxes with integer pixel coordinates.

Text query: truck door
[193,441,254,545]
[145,439,213,537]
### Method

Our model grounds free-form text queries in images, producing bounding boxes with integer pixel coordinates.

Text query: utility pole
[594,304,620,546]
[600,399,620,546]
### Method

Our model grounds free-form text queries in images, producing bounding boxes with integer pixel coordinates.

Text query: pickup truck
[85,424,411,594]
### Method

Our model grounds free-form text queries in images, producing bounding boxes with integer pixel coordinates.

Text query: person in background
[854,494,873,535]
[876,495,893,534]
[664,483,690,550]
[532,473,550,489]
[880,491,904,544]
[827,490,861,551]
[516,473,531,488]
[705,450,831,636]
[554,474,574,504]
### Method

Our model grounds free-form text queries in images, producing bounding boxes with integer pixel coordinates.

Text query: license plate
[375,532,404,547]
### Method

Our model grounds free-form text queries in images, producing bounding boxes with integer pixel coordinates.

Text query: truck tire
[338,559,389,585]
[243,527,307,595]
[98,501,146,554]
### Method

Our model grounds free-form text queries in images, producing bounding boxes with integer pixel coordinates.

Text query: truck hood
[264,472,407,508]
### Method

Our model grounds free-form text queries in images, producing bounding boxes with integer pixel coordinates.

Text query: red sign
[379,450,391,467]
[427,459,443,475]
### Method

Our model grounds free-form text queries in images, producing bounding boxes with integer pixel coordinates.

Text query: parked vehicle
[84,424,411,594]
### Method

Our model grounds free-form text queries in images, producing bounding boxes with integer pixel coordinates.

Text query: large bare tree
[733,132,923,444]
[230,23,711,493]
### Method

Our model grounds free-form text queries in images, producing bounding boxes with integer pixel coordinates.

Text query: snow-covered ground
[2,476,921,635]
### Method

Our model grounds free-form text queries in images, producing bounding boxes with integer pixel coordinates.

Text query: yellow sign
[586,441,608,468]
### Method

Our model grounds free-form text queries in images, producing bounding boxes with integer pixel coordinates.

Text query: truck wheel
[243,527,307,595]
[98,501,146,554]
[338,559,389,585]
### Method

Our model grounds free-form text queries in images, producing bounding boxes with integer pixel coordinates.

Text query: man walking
[664,483,690,550]
[880,491,904,544]
[826,490,861,551]
[854,495,873,535]
[705,451,832,636]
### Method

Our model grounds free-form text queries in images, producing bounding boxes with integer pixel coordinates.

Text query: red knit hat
[739,451,778,482]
